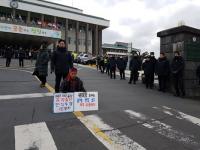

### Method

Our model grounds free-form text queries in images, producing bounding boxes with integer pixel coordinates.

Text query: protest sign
[74,92,98,112]
[53,93,74,113]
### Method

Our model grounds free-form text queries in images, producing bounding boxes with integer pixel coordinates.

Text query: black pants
[106,66,110,75]
[55,73,68,93]
[129,71,138,84]
[173,75,185,96]
[6,58,11,67]
[145,74,154,88]
[110,68,116,79]
[119,69,125,79]
[38,75,46,85]
[19,58,24,67]
[158,75,167,91]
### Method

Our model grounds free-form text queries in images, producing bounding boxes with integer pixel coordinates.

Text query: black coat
[142,60,155,75]
[129,57,141,72]
[60,77,86,93]
[35,49,49,76]
[171,56,185,77]
[18,50,25,59]
[5,48,13,59]
[51,48,73,74]
[109,57,117,69]
[155,57,170,76]
[196,65,200,77]
[117,58,127,70]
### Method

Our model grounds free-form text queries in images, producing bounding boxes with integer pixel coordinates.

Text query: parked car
[77,53,92,64]
[82,57,97,65]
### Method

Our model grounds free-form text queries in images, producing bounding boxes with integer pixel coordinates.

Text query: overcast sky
[50,0,200,56]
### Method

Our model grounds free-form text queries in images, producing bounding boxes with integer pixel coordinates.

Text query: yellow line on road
[43,81,114,146]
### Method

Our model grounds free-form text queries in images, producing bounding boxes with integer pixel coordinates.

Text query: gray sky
[50,0,200,56]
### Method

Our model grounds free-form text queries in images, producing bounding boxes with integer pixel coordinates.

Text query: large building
[0,0,110,55]
[102,42,141,56]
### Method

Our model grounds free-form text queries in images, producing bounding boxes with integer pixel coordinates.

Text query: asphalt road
[0,58,200,150]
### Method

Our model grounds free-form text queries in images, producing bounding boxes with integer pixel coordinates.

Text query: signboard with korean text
[74,92,98,112]
[0,23,61,39]
[53,93,74,113]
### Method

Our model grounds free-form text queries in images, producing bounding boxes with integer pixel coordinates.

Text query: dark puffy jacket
[51,48,73,74]
[156,57,170,76]
[129,57,141,71]
[35,49,49,76]
[142,60,155,75]
[18,50,25,59]
[171,56,185,77]
[60,77,86,93]
[196,65,200,77]
[117,58,127,70]
[5,48,13,58]
[109,57,117,69]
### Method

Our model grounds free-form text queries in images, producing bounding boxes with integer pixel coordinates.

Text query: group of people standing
[97,55,128,80]
[96,51,200,98]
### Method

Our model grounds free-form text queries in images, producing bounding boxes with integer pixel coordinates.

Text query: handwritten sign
[53,93,74,113]
[74,92,98,112]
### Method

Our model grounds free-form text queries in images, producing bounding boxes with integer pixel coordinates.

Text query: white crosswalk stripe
[124,109,200,149]
[153,106,200,127]
[15,122,57,150]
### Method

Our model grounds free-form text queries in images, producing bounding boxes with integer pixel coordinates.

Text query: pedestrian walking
[96,55,101,71]
[142,56,155,89]
[99,57,105,73]
[51,39,73,93]
[106,56,110,76]
[196,65,200,85]
[110,56,117,79]
[117,56,127,80]
[18,47,25,67]
[34,42,49,88]
[60,67,86,93]
[129,54,141,84]
[155,52,170,92]
[171,51,185,97]
[5,46,13,67]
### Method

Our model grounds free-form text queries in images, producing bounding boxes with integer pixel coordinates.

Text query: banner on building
[0,22,61,39]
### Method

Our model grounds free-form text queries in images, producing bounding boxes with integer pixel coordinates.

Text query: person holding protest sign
[60,67,86,93]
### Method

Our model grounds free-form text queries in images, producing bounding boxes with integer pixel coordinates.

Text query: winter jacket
[117,58,127,70]
[171,56,185,77]
[142,60,155,75]
[197,65,200,77]
[129,57,141,72]
[35,49,49,76]
[109,57,117,69]
[18,50,25,59]
[60,77,86,93]
[5,48,13,58]
[155,57,170,76]
[51,48,73,74]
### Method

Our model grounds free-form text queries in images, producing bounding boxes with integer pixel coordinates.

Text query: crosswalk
[14,106,200,150]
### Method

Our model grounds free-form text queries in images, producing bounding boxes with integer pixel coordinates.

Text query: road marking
[153,106,200,127]
[15,122,57,150]
[0,93,53,100]
[125,110,200,148]
[79,114,146,150]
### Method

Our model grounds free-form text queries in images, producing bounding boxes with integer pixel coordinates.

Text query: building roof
[157,25,200,37]
[1,0,109,27]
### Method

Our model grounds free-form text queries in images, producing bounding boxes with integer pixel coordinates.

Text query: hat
[70,67,78,73]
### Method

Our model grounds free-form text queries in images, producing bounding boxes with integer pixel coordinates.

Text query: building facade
[0,0,109,55]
